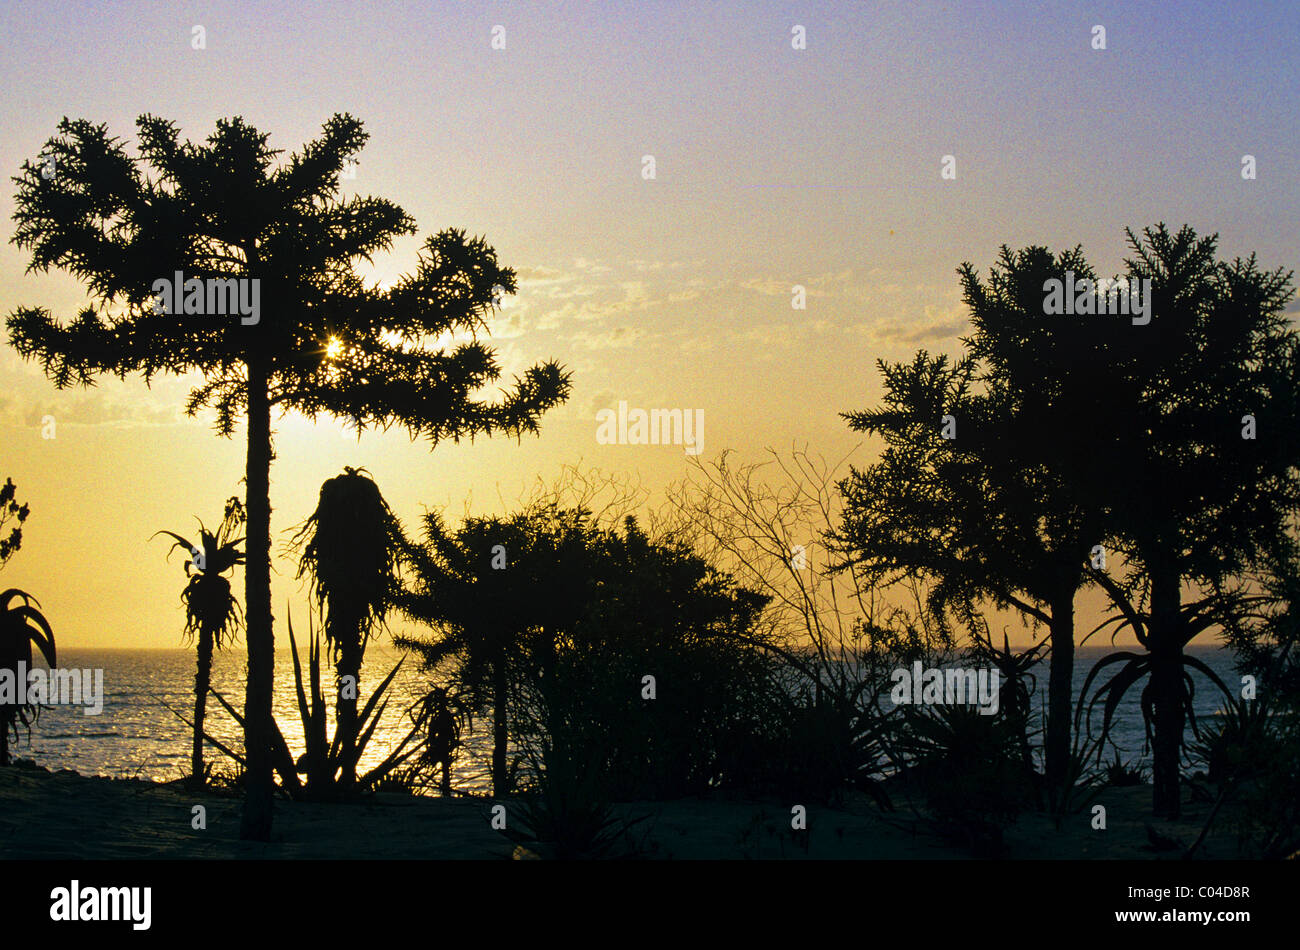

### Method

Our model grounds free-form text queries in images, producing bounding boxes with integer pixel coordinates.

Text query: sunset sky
[1,0,1297,647]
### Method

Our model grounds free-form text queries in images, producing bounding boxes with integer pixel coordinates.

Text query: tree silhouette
[400,503,774,800]
[550,514,772,799]
[1082,224,1299,817]
[7,114,571,838]
[397,507,596,795]
[837,332,1103,791]
[838,227,1299,810]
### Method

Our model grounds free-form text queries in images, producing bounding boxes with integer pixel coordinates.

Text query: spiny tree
[1081,225,1299,818]
[838,241,1156,794]
[7,114,571,838]
[837,343,1101,793]
[950,244,1125,790]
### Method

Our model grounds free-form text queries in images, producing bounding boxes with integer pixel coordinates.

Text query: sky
[0,0,1297,647]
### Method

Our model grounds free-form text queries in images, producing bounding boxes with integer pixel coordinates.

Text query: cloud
[567,326,649,350]
[585,388,616,416]
[893,318,968,343]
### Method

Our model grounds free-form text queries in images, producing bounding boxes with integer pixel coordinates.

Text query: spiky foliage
[7,113,572,839]
[1079,225,1300,817]
[208,609,426,801]
[967,624,1047,777]
[291,467,405,788]
[0,589,56,765]
[497,734,654,860]
[396,507,596,796]
[155,497,245,785]
[1077,648,1233,761]
[157,497,246,642]
[1201,530,1300,856]
[415,685,469,796]
[893,701,1035,856]
[837,245,1115,794]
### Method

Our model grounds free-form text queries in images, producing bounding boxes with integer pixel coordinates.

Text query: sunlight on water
[21,646,495,795]
[16,644,1240,793]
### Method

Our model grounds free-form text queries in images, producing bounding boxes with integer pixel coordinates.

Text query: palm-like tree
[156,498,245,785]
[291,468,405,790]
[0,589,56,765]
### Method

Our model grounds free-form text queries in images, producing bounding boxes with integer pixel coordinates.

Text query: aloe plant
[209,608,425,800]
[1075,647,1233,769]
[500,729,652,860]
[155,497,245,786]
[291,467,406,790]
[0,588,56,765]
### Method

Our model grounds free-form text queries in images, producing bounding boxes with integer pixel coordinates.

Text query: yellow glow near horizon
[0,3,1293,653]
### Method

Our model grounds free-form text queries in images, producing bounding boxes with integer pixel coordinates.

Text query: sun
[325,337,343,359]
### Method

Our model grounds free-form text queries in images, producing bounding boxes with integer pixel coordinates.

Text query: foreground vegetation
[2,107,1295,857]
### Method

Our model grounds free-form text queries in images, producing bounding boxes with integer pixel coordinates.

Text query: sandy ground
[0,762,1255,860]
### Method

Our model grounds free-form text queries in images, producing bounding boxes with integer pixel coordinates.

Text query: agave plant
[0,589,56,765]
[291,467,406,789]
[499,727,652,860]
[208,608,426,801]
[893,699,1035,856]
[155,497,245,785]
[967,626,1046,776]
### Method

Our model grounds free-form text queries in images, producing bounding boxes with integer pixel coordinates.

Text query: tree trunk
[192,626,214,783]
[493,661,508,796]
[240,358,275,841]
[1045,592,1075,790]
[336,633,361,790]
[1149,569,1184,819]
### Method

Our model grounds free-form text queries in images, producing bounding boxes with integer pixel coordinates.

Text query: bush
[894,701,1036,857]
[517,630,783,801]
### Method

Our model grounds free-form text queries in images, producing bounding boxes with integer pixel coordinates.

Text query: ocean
[15,644,497,794]
[10,643,1242,794]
